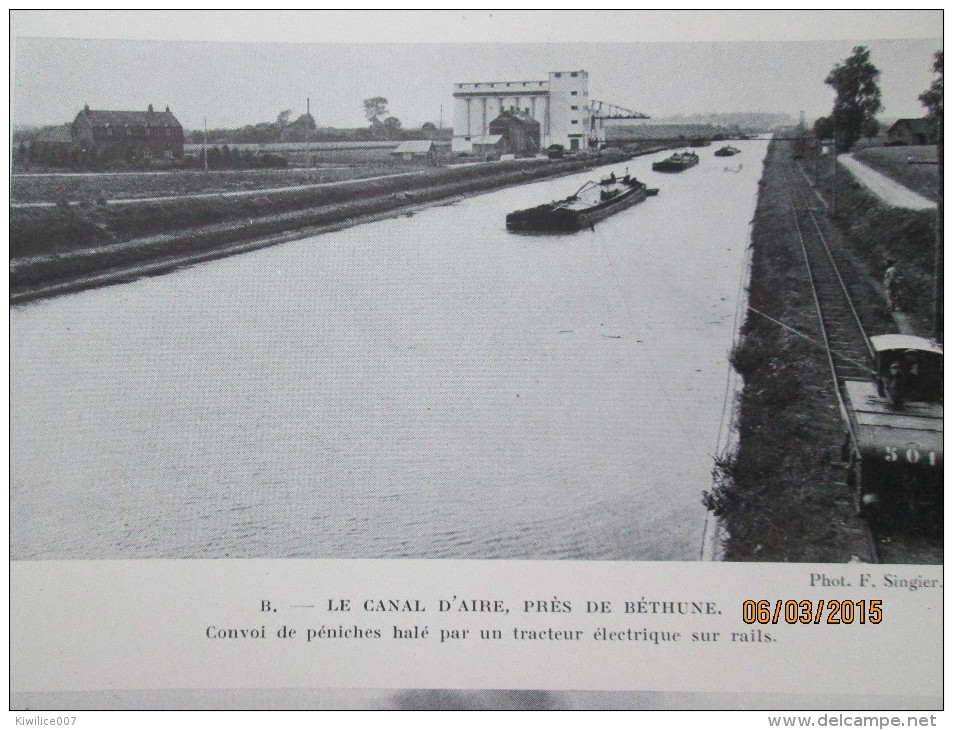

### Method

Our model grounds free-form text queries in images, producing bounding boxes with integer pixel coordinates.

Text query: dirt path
[840,155,936,211]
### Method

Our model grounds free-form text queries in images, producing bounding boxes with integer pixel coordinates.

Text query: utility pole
[439,105,443,134]
[203,116,208,172]
[831,120,837,215]
[306,97,311,167]
[813,136,819,182]
[831,151,837,214]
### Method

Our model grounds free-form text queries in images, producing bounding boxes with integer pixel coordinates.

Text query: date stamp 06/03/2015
[743,599,882,625]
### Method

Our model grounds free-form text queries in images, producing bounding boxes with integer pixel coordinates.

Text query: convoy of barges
[506,143,730,232]
[502,137,943,557]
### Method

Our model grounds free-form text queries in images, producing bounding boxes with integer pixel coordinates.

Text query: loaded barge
[505,172,658,233]
[652,151,700,172]
[714,145,742,157]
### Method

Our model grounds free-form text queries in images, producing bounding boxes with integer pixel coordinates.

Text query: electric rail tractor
[842,335,943,521]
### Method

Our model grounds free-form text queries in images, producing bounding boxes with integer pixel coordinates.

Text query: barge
[505,173,657,233]
[651,151,700,172]
[714,145,741,157]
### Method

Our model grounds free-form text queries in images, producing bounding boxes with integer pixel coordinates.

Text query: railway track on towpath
[784,168,942,565]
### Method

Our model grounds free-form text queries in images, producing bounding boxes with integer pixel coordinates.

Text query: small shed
[470,134,505,160]
[391,140,435,163]
[27,124,74,165]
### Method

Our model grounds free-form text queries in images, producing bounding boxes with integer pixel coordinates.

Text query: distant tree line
[189,102,449,145]
[189,110,317,145]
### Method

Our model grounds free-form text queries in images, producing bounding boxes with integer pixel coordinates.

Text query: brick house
[71,104,185,165]
[488,110,541,155]
[886,118,937,146]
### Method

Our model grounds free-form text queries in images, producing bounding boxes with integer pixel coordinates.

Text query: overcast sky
[11,11,942,130]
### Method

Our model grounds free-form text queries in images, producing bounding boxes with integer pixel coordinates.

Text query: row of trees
[814,46,943,152]
[359,98,443,140]
[189,146,288,169]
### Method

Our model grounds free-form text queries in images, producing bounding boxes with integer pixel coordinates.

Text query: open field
[11,164,421,204]
[852,145,940,202]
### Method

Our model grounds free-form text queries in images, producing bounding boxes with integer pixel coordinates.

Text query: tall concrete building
[451,70,591,154]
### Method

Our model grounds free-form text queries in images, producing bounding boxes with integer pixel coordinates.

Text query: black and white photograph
[9,9,943,716]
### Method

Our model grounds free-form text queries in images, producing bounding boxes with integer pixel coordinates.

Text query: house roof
[471,134,504,145]
[77,108,181,127]
[489,110,541,129]
[392,140,434,154]
[888,117,934,134]
[35,124,73,143]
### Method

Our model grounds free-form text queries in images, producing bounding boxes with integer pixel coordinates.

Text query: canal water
[11,141,767,560]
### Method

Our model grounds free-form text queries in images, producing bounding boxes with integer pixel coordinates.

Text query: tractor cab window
[876,345,943,404]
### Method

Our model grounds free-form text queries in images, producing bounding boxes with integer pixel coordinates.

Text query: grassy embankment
[705,140,874,561]
[851,145,939,203]
[11,152,635,299]
[710,140,938,561]
[818,150,940,335]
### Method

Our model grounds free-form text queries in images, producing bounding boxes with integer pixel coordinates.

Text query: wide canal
[11,140,767,559]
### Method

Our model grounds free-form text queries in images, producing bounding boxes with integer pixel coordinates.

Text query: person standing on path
[884,258,901,312]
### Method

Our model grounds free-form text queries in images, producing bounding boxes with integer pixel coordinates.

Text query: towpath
[840,155,936,211]
[836,156,934,335]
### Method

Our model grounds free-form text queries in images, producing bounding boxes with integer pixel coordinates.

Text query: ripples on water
[11,142,767,560]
